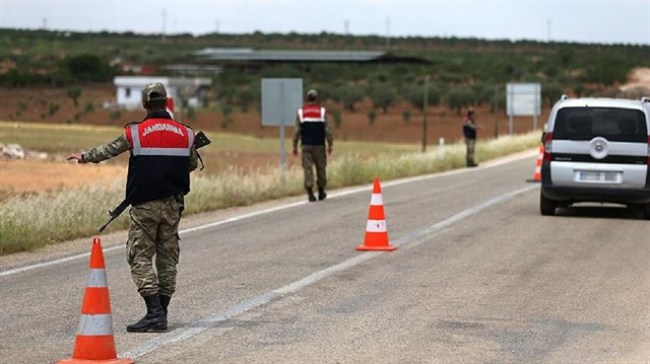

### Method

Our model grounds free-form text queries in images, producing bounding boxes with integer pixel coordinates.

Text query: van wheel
[540,191,557,216]
[643,204,650,220]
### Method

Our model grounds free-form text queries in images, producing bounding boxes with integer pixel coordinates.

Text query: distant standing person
[292,89,333,202]
[463,108,480,167]
[67,82,198,332]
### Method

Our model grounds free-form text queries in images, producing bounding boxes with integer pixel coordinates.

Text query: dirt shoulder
[0,158,125,194]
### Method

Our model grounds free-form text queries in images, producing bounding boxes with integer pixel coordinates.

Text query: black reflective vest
[124,114,194,205]
[297,104,326,146]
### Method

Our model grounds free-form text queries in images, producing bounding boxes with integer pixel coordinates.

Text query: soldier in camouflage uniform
[462,108,480,167]
[292,89,334,202]
[68,82,198,332]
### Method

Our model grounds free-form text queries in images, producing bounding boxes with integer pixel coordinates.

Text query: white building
[113,76,212,109]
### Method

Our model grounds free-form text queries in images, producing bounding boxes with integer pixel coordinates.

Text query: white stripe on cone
[370,193,383,206]
[366,219,387,233]
[77,314,114,336]
[86,269,108,288]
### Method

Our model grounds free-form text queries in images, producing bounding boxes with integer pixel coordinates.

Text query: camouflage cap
[142,82,167,102]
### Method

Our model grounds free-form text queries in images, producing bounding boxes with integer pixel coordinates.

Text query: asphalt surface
[1,151,649,364]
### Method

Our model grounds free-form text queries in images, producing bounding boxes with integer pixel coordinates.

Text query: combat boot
[318,188,327,201]
[126,294,168,333]
[159,294,171,318]
[306,188,317,202]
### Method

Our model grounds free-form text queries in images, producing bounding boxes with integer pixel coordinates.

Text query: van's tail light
[544,132,553,162]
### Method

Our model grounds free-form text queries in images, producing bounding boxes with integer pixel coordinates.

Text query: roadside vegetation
[1,29,648,128]
[0,129,539,255]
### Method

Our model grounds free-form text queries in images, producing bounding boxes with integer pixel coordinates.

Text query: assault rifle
[98,199,130,233]
[97,131,212,233]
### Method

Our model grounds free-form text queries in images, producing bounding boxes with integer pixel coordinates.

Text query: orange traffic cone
[356,177,396,251]
[58,237,133,364]
[527,144,544,183]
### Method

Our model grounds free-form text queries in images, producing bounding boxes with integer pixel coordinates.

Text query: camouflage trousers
[301,145,327,190]
[464,138,476,164]
[126,194,184,298]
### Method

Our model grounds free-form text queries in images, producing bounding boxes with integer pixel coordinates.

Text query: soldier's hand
[327,146,333,156]
[67,152,86,164]
[292,148,298,156]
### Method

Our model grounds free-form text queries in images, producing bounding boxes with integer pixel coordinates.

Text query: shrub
[402,110,411,123]
[221,104,234,128]
[66,88,82,108]
[332,109,342,128]
[405,84,441,110]
[367,109,377,125]
[47,103,60,117]
[445,87,475,115]
[369,86,397,114]
[61,54,113,82]
[339,85,364,112]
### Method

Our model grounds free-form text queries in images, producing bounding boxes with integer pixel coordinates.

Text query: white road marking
[119,183,538,359]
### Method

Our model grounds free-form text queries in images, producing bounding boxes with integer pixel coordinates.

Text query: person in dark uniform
[462,108,480,167]
[67,82,198,332]
[292,89,334,202]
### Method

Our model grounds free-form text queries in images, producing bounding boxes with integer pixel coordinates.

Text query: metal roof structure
[194,48,389,62]
[114,76,212,88]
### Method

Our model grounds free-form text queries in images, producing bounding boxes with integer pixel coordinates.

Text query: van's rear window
[554,107,647,142]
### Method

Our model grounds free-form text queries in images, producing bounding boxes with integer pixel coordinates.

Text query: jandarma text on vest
[142,123,184,137]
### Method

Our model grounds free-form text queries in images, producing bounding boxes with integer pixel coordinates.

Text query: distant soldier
[292,89,334,202]
[462,108,480,167]
[67,82,198,332]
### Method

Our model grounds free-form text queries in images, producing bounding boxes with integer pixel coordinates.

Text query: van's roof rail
[642,96,649,103]
[560,94,569,100]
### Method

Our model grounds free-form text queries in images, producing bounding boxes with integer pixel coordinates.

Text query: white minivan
[540,96,650,219]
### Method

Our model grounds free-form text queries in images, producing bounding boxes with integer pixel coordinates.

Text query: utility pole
[422,75,429,153]
[385,16,391,51]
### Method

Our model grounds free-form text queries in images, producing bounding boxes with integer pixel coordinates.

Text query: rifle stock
[195,131,211,149]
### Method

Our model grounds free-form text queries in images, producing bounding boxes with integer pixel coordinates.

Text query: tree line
[1,28,648,119]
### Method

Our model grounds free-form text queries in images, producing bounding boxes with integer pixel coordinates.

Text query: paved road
[1,152,648,364]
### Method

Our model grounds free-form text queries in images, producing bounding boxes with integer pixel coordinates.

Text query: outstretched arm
[67,134,131,163]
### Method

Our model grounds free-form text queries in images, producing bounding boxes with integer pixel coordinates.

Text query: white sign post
[261,78,303,180]
[506,83,542,134]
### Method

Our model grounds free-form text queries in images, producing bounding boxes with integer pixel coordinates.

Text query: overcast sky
[1,0,649,45]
